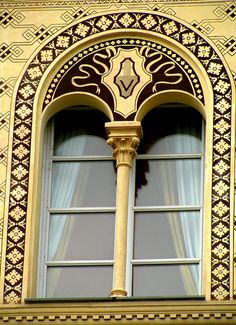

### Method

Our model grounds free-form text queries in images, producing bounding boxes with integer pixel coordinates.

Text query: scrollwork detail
[140,46,183,92]
[71,46,117,94]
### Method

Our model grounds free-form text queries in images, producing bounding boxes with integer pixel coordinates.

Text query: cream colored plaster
[106,122,142,296]
[0,0,235,311]
[1,300,236,324]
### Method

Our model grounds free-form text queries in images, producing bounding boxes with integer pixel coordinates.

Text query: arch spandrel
[2,10,235,304]
[43,38,205,121]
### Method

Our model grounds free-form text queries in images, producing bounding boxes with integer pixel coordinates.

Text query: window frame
[38,105,205,298]
[38,109,116,298]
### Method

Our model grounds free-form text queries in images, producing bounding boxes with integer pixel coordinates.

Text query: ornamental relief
[3,11,234,304]
[44,39,203,120]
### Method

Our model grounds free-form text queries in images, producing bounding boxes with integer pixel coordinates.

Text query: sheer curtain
[49,133,87,261]
[159,109,202,295]
[46,109,114,297]
[135,105,202,296]
[175,123,202,294]
[47,129,87,297]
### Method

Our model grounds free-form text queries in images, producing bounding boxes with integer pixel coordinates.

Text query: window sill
[25,295,205,304]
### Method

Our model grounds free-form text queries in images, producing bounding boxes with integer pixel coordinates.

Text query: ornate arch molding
[2,11,235,304]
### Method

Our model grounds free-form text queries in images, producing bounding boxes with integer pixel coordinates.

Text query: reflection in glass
[132,265,199,296]
[138,106,202,155]
[48,213,115,261]
[54,108,111,156]
[47,266,113,297]
[51,161,116,208]
[134,212,200,259]
[135,159,201,206]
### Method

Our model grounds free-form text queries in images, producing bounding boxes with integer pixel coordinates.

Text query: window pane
[54,109,111,156]
[138,106,202,155]
[46,266,113,297]
[132,264,200,296]
[135,159,201,206]
[134,212,200,259]
[48,213,115,261]
[51,161,116,208]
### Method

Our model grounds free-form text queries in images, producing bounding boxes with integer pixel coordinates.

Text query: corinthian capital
[105,121,142,167]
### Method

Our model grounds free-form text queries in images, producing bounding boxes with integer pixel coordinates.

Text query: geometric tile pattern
[215,36,236,56]
[0,9,25,28]
[0,42,23,62]
[213,3,236,21]
[60,7,89,23]
[0,78,16,98]
[0,112,10,133]
[22,25,62,44]
[0,181,6,203]
[2,11,233,303]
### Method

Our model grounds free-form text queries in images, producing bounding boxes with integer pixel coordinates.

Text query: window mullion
[51,155,113,161]
[46,260,114,266]
[133,206,201,212]
[131,259,201,265]
[136,154,203,160]
[48,207,116,214]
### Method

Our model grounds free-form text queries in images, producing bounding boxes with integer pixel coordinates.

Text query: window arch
[39,103,204,298]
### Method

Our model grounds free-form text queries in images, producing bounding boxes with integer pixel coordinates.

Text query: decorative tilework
[0,9,25,28]
[0,181,6,203]
[61,7,90,23]
[22,25,60,43]
[0,78,16,97]
[0,43,23,62]
[213,3,236,21]
[215,36,236,56]
[3,11,233,303]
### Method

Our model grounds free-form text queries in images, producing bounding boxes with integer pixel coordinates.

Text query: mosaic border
[3,11,233,303]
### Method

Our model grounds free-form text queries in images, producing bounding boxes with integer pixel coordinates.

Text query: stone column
[106,121,142,297]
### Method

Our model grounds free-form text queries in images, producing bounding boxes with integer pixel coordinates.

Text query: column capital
[105,121,143,167]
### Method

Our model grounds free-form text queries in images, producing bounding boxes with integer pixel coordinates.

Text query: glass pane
[54,108,111,156]
[132,264,200,296]
[48,213,115,261]
[51,161,116,208]
[134,212,200,259]
[135,159,201,206]
[138,106,202,155]
[46,266,113,297]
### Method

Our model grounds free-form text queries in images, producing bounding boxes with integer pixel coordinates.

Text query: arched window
[39,104,204,298]
[127,105,204,296]
[39,107,116,297]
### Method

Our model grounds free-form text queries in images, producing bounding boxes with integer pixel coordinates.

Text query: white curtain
[47,128,88,297]
[175,124,201,294]
[163,120,201,295]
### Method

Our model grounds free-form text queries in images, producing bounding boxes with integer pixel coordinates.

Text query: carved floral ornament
[3,11,235,306]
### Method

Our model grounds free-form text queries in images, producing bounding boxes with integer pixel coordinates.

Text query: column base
[111,289,128,297]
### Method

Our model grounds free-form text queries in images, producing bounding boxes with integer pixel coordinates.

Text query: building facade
[0,0,236,323]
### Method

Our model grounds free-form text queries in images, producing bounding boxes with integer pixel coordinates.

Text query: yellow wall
[0,0,236,322]
[2,0,236,258]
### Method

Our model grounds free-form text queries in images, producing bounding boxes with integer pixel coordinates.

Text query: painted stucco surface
[0,0,236,295]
